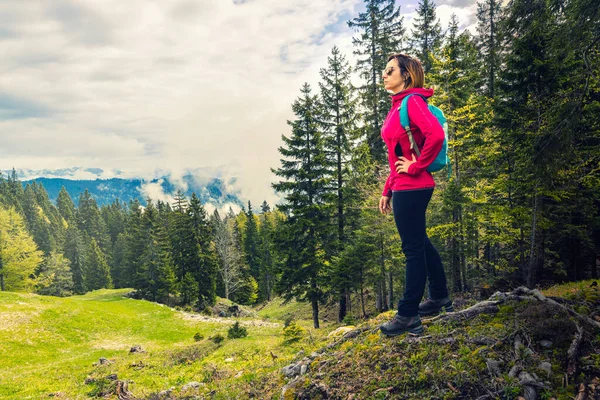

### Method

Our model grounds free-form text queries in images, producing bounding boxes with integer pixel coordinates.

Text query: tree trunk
[338,294,347,323]
[0,274,4,291]
[311,276,320,329]
[359,271,367,318]
[520,227,526,283]
[380,234,388,311]
[527,190,540,288]
[347,290,352,313]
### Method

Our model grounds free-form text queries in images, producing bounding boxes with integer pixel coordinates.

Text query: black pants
[392,188,449,317]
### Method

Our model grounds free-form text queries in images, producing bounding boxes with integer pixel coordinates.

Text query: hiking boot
[379,314,424,337]
[418,297,454,316]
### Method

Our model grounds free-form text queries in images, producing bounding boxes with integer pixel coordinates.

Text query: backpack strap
[398,94,427,157]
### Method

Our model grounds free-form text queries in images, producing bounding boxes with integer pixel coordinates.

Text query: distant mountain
[4,168,244,208]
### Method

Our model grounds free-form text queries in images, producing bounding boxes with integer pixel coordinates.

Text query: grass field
[0,289,332,399]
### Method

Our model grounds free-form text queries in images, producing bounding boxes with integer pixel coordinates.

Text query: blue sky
[0,0,478,210]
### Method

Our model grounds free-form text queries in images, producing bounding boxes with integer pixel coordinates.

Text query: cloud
[1,0,475,208]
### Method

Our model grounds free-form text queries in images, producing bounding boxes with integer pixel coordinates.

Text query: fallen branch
[567,324,584,376]
[424,287,600,331]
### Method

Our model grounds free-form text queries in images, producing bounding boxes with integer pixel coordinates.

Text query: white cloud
[1,0,477,208]
[1,0,365,208]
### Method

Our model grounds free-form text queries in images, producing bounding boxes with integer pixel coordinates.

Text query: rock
[508,365,522,378]
[539,362,552,377]
[99,357,111,365]
[300,364,308,375]
[106,374,118,381]
[327,326,355,337]
[130,345,145,353]
[473,336,496,346]
[519,371,538,400]
[157,388,174,399]
[539,340,553,348]
[225,357,234,362]
[282,363,301,378]
[296,350,305,358]
[182,382,203,391]
[235,371,243,378]
[343,329,363,339]
[280,377,302,400]
[486,358,503,376]
[84,377,95,385]
[310,351,321,359]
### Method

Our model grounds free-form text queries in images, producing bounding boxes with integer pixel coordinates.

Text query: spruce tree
[64,225,87,294]
[319,45,358,321]
[348,0,405,162]
[86,238,112,290]
[188,193,217,308]
[271,83,331,328]
[476,0,502,98]
[57,186,76,223]
[410,0,444,73]
[243,201,261,289]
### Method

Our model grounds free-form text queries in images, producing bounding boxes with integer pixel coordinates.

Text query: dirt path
[178,312,281,328]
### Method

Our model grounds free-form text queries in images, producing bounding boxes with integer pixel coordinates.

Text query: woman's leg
[425,236,449,300]
[392,189,433,317]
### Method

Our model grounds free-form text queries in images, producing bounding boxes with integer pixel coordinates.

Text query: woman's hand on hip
[395,154,417,174]
[379,196,391,214]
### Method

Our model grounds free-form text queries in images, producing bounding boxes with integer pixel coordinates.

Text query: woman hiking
[378,53,453,337]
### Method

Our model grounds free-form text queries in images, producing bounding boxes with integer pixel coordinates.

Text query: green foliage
[233,276,259,305]
[283,321,306,344]
[342,314,357,326]
[85,238,112,290]
[0,205,43,291]
[194,332,204,341]
[36,251,73,297]
[227,321,248,339]
[210,333,225,344]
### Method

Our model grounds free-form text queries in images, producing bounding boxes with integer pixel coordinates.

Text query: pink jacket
[381,88,445,196]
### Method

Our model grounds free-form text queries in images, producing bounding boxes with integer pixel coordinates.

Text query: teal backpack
[398,94,452,179]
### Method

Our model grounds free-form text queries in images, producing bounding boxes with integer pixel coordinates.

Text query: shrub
[283,321,305,344]
[210,334,225,344]
[193,332,204,342]
[228,321,248,339]
[342,315,357,326]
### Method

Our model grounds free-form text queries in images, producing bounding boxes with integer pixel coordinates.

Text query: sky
[0,0,478,210]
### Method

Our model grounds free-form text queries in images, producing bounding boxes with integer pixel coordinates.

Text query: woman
[378,53,453,337]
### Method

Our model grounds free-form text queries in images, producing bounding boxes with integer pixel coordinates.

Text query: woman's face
[382,59,406,93]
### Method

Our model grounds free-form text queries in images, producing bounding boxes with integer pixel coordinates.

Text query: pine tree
[319,45,359,321]
[57,186,76,223]
[138,200,175,302]
[348,0,405,162]
[243,201,261,289]
[86,238,112,290]
[77,189,110,257]
[64,225,87,294]
[271,83,332,328]
[36,251,73,297]
[188,193,217,308]
[476,0,502,98]
[410,0,444,73]
[260,201,271,213]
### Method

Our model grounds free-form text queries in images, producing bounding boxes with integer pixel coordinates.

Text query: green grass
[0,289,332,399]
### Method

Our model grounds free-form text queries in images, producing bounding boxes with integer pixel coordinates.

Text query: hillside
[1,282,599,399]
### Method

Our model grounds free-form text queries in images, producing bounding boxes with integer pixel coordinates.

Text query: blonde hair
[387,53,424,89]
